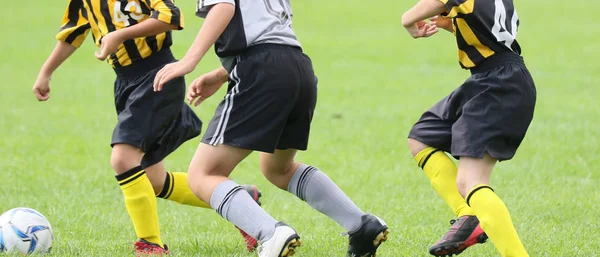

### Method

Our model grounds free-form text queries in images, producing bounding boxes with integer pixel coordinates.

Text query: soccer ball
[0,207,53,254]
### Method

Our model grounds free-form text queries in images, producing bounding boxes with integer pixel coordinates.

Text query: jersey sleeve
[196,0,235,18]
[438,0,474,18]
[148,0,184,30]
[55,0,91,48]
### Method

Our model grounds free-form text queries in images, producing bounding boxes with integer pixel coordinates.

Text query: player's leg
[111,73,171,253]
[145,160,262,251]
[451,63,535,257]
[407,92,486,256]
[258,49,387,256]
[259,150,389,257]
[456,155,528,257]
[187,143,299,257]
[110,143,165,252]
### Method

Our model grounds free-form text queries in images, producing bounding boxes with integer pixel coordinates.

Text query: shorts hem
[110,140,145,151]
[200,138,276,154]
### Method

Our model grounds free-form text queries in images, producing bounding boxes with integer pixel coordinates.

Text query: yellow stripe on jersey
[458,49,476,68]
[439,0,475,18]
[455,18,495,58]
[136,37,154,60]
[154,32,166,50]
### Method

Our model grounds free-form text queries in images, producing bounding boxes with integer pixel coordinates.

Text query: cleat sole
[280,237,302,257]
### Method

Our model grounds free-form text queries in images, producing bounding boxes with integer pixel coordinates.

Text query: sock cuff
[210,180,243,217]
[415,147,442,169]
[466,184,495,206]
[156,172,175,199]
[288,164,317,201]
[116,166,145,186]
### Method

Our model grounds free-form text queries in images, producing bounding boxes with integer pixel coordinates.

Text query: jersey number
[263,0,292,25]
[491,0,519,49]
[113,1,145,26]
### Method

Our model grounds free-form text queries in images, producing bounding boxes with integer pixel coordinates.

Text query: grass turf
[0,0,598,256]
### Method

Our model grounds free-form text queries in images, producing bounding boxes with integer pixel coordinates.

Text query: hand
[32,73,51,101]
[187,71,227,106]
[405,20,438,39]
[153,59,197,92]
[95,31,125,61]
[429,15,454,32]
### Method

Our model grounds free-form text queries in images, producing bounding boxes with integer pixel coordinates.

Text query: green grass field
[1,0,598,256]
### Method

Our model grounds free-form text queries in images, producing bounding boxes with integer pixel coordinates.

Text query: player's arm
[187,66,229,106]
[153,2,235,91]
[34,0,90,101]
[401,0,447,38]
[96,0,183,60]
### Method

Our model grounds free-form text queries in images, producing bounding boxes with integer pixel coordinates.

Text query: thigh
[201,50,301,153]
[451,66,536,161]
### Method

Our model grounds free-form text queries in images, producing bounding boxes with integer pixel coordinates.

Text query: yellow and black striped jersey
[440,0,521,69]
[56,0,184,68]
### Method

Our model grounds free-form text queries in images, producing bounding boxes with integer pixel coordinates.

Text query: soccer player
[401,0,535,256]
[152,1,390,256]
[31,0,261,255]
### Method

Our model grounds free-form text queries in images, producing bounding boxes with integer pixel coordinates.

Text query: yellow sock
[156,172,210,208]
[116,166,162,246]
[415,147,474,217]
[467,185,529,257]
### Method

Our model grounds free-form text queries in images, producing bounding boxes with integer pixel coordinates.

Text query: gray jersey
[197,0,302,70]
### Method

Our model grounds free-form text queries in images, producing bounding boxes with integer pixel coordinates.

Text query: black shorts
[201,44,318,153]
[111,48,202,168]
[408,52,536,161]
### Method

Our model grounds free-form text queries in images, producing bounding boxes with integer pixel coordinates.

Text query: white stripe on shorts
[209,65,241,145]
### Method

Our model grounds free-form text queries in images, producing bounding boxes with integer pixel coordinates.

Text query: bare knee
[145,162,167,195]
[407,138,429,158]
[456,178,470,198]
[456,155,496,198]
[260,153,299,190]
[110,144,144,174]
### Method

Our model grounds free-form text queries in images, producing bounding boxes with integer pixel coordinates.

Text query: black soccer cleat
[429,215,488,256]
[346,214,390,257]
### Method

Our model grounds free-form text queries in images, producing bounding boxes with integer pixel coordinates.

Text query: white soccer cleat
[257,222,301,257]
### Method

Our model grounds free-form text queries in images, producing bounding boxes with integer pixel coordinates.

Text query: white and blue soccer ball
[0,207,53,254]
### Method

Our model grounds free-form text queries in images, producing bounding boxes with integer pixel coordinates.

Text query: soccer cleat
[257,222,301,257]
[134,239,169,256]
[346,214,390,257]
[429,215,488,256]
[236,185,263,252]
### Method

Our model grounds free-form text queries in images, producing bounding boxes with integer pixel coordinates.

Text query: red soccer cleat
[134,239,169,256]
[429,215,488,256]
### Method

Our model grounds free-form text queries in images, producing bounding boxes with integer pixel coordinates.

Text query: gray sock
[210,180,277,242]
[288,164,364,232]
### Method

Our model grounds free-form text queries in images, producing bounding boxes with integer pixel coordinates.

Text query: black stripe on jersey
[62,0,82,30]
[65,25,90,44]
[145,36,159,53]
[99,1,116,32]
[444,0,468,10]
[163,0,180,25]
[454,19,484,66]
[81,6,89,20]
[84,0,100,26]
